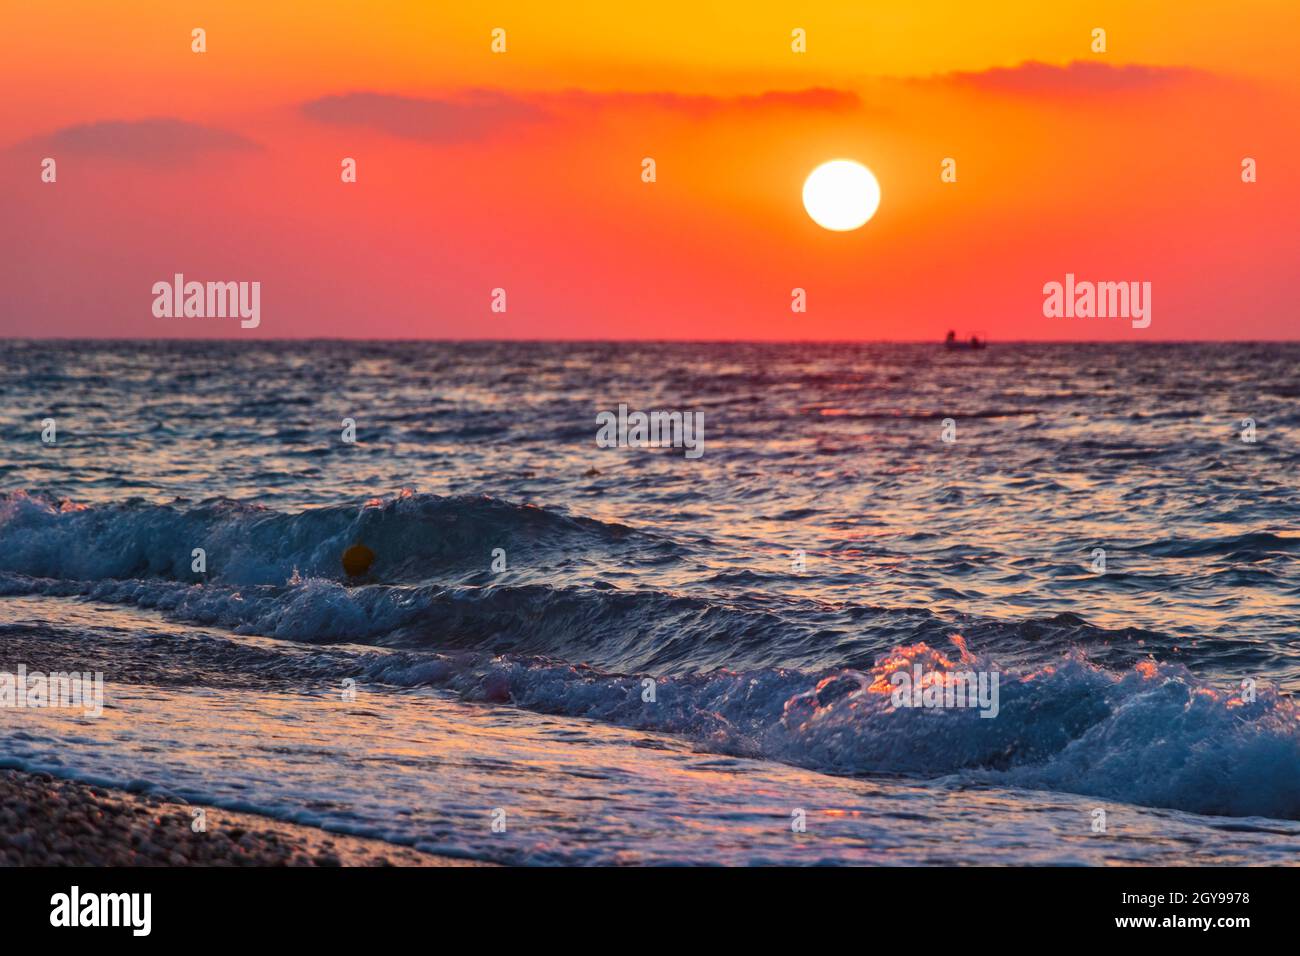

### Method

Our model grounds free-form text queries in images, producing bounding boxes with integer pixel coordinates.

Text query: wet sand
[0,769,488,866]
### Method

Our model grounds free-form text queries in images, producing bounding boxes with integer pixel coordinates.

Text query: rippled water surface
[1,341,1297,863]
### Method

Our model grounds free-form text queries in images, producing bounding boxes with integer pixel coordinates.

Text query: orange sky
[2,1,1297,339]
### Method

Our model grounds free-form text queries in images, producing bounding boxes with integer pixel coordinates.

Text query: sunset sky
[2,0,1297,340]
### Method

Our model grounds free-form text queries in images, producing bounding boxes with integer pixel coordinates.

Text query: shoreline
[0,769,489,867]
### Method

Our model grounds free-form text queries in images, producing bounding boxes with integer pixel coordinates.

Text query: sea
[1,340,1297,864]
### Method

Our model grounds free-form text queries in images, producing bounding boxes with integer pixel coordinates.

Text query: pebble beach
[0,769,483,867]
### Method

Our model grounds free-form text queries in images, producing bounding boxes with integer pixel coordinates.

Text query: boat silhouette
[944,330,987,350]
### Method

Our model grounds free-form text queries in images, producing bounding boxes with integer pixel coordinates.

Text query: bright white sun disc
[802,160,880,231]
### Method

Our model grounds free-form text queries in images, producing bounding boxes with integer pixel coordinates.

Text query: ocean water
[1,340,1298,864]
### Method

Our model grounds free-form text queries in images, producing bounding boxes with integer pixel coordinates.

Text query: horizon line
[2,336,1297,346]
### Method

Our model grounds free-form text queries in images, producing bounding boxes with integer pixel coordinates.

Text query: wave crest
[0,490,646,586]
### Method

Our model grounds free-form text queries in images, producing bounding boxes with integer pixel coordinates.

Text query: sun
[802,159,881,231]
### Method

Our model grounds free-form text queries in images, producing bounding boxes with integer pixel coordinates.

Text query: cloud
[301,87,863,140]
[11,118,259,163]
[546,87,862,116]
[301,90,547,142]
[935,60,1206,95]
